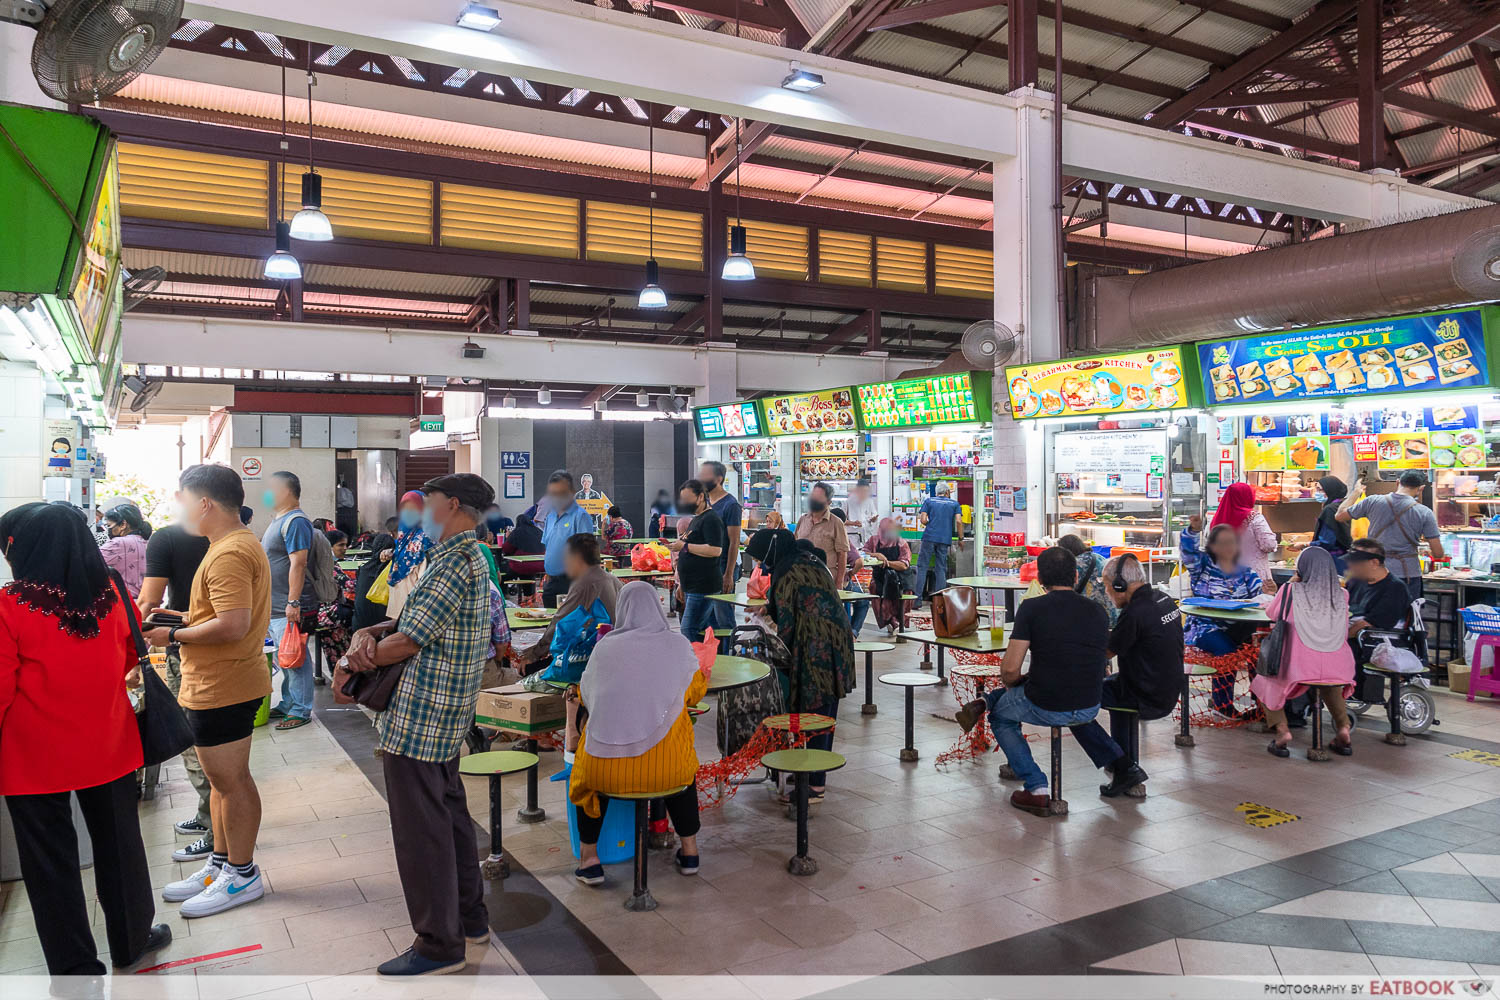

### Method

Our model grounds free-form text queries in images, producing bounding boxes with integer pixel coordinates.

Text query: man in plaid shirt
[342,473,495,977]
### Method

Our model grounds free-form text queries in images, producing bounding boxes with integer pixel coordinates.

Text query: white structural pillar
[992,92,1060,540]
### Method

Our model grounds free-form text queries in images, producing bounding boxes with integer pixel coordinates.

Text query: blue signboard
[693,401,763,441]
[1199,309,1489,407]
[501,451,530,469]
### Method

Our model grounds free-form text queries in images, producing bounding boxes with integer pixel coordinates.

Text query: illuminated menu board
[762,388,858,436]
[694,401,763,441]
[856,372,984,429]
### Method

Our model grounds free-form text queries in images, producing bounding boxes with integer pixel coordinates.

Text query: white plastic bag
[1370,639,1425,675]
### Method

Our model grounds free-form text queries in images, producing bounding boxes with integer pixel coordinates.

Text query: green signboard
[419,418,445,432]
[855,372,992,429]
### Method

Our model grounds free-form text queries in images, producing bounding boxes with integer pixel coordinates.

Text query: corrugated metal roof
[300,265,491,298]
[123,249,264,280]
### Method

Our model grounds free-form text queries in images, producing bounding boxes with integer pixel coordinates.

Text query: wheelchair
[1348,598,1437,738]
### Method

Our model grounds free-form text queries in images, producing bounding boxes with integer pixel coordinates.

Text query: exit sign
[419,418,445,432]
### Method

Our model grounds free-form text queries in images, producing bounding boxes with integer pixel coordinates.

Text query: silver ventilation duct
[1093,204,1500,350]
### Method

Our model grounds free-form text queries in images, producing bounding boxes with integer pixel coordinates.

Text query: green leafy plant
[97,472,172,526]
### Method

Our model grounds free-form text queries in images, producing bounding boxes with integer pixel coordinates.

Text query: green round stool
[760,749,846,876]
[459,750,539,880]
[853,641,895,716]
[612,786,690,912]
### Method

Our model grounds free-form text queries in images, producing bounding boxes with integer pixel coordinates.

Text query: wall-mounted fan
[4,0,184,103]
[959,319,1020,370]
[655,386,687,414]
[122,266,164,312]
[123,373,161,412]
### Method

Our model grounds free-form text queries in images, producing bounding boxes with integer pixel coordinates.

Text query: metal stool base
[861,703,877,716]
[787,855,818,876]
[515,806,545,824]
[624,891,658,912]
[898,748,918,762]
[480,854,510,880]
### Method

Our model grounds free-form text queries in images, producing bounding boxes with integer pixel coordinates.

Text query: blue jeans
[680,593,716,644]
[846,580,870,636]
[270,616,314,720]
[983,687,1098,792]
[914,541,949,599]
[712,563,741,648]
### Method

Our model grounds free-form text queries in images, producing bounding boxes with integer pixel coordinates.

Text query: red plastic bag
[276,621,308,669]
[1018,561,1038,583]
[630,543,652,571]
[746,564,770,601]
[692,634,717,680]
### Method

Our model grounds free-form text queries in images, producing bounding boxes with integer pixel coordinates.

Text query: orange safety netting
[1180,645,1263,728]
[934,661,1001,766]
[694,715,824,810]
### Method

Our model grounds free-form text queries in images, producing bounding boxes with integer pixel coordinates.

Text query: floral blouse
[771,557,856,710]
[1179,528,1263,644]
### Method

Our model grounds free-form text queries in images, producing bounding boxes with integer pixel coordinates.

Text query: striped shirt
[378,529,491,762]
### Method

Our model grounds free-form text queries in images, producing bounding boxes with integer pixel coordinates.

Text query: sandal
[275,716,311,731]
[1266,739,1291,758]
[1330,738,1353,757]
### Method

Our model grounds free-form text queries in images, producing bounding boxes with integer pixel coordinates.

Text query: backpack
[283,514,339,605]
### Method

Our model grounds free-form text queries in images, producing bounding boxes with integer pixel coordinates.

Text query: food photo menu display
[762,388,858,436]
[857,372,985,428]
[1003,348,1189,419]
[694,401,763,441]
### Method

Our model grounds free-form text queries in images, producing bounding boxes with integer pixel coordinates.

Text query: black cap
[422,473,496,511]
[1398,471,1428,489]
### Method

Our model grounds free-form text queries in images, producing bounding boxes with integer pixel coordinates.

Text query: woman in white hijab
[567,581,709,885]
[1252,546,1356,758]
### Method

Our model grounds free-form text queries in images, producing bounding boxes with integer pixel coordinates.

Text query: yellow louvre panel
[440,183,579,258]
[817,230,871,286]
[934,243,993,298]
[734,220,808,280]
[876,237,927,291]
[585,201,703,270]
[118,143,268,228]
[280,167,432,244]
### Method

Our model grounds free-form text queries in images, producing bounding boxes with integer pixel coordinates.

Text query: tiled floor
[3,634,1500,992]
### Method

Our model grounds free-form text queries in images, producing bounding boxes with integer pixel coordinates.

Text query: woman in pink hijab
[1211,482,1278,587]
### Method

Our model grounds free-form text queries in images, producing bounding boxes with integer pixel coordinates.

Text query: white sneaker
[180,864,264,918]
[162,860,221,902]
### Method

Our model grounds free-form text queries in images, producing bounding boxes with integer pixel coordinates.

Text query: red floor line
[134,943,263,974]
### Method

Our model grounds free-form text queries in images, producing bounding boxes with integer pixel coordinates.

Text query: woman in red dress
[0,503,170,975]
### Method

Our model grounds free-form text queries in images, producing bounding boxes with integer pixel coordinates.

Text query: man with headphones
[1071,553,1184,798]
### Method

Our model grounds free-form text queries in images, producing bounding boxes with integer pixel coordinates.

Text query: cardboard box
[475,684,565,735]
[1448,662,1472,696]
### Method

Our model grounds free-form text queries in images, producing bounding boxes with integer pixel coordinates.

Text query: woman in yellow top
[568,581,708,884]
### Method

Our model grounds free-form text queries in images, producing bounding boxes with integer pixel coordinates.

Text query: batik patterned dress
[1179,528,1263,647]
[771,558,856,710]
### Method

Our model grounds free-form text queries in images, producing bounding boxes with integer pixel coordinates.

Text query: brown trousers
[382,753,487,962]
[1264,684,1350,731]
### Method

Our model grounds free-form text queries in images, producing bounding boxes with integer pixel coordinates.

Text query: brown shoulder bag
[932,585,978,638]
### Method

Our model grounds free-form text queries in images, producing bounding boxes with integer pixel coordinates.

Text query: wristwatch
[168,625,181,644]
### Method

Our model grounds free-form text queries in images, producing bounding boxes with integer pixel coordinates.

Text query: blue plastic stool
[550,765,635,864]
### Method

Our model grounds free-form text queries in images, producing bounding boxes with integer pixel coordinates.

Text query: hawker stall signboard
[1003,348,1191,419]
[762,388,859,436]
[856,372,990,428]
[1198,308,1491,406]
[693,401,764,441]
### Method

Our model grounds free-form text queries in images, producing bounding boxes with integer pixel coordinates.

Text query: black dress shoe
[1099,763,1148,798]
[954,699,987,733]
[113,923,172,968]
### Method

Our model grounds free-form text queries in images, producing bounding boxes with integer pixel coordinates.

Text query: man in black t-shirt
[1069,554,1182,798]
[954,547,1109,817]
[669,479,727,645]
[137,520,215,860]
[1345,538,1416,701]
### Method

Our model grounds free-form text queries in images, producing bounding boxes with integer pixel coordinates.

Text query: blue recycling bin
[549,764,635,864]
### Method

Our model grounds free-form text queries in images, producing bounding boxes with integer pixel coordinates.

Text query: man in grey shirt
[1338,471,1444,599]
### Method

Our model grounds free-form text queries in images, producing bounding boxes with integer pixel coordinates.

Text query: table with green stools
[900,627,1009,685]
[853,640,895,715]
[1179,604,1270,625]
[459,750,540,880]
[879,671,943,761]
[706,655,771,693]
[506,607,556,630]
[945,575,1029,618]
[337,559,361,579]
[611,568,676,581]
[761,749,846,875]
[614,785,691,911]
[708,589,874,611]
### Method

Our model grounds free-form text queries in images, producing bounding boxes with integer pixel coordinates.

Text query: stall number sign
[1052,430,1166,476]
[1235,801,1300,828]
[419,418,445,433]
[1200,308,1488,405]
[857,373,978,428]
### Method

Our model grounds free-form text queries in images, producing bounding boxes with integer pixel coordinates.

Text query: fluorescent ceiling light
[781,66,825,92]
[457,3,502,30]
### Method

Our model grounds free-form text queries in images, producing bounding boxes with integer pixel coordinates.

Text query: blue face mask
[1313,490,1327,503]
[398,508,421,530]
[420,507,443,541]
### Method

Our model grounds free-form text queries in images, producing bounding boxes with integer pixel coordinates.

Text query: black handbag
[338,657,411,712]
[114,572,195,767]
[1255,584,1295,679]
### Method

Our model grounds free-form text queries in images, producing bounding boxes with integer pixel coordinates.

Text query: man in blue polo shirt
[914,481,964,600]
[541,469,598,608]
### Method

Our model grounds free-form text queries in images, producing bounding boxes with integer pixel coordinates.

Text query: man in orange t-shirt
[143,464,272,920]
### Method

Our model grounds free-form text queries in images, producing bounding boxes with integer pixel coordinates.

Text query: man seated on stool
[953,546,1109,817]
[1345,538,1413,700]
[1068,554,1182,798]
